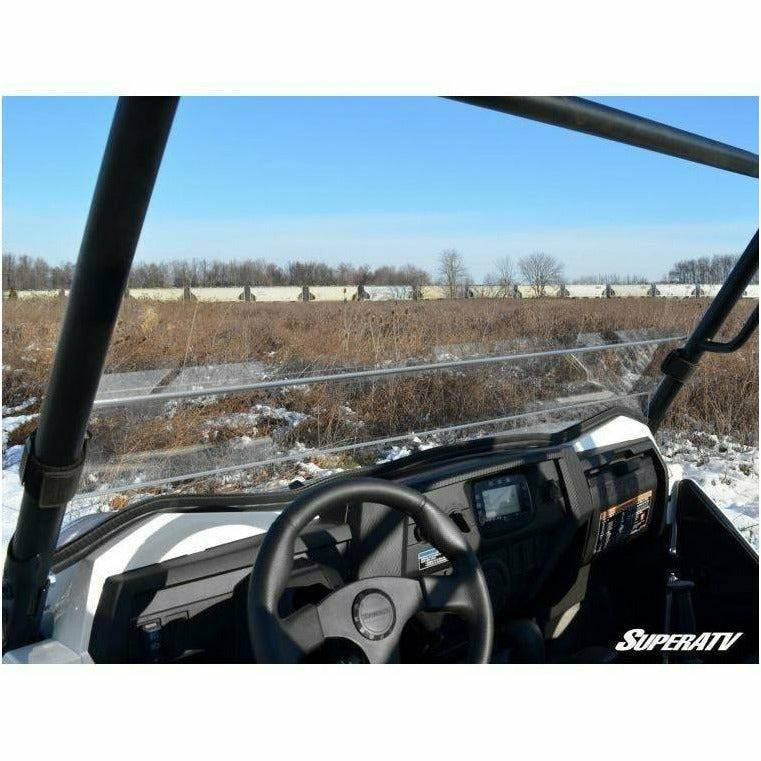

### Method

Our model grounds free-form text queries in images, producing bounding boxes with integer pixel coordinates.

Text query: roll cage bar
[2,96,758,652]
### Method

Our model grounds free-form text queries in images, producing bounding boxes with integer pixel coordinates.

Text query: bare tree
[518,252,564,297]
[666,253,755,284]
[485,256,516,297]
[437,249,470,298]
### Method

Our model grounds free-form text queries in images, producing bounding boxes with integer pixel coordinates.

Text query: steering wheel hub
[352,589,396,640]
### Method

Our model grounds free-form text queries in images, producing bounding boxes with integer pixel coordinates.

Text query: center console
[402,436,667,615]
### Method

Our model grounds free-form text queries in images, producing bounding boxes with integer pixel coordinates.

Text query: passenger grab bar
[699,305,758,354]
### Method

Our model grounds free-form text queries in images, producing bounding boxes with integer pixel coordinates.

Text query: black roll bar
[2,97,178,652]
[699,305,758,354]
[647,230,759,431]
[447,97,759,178]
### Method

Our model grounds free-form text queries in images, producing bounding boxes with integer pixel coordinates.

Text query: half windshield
[2,96,758,547]
[60,299,685,523]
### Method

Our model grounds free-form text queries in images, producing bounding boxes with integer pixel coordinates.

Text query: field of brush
[2,296,758,504]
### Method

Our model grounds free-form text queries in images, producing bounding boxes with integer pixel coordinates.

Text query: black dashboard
[86,421,668,663]
[398,437,663,614]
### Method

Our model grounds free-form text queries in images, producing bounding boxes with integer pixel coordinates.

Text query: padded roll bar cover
[248,477,493,663]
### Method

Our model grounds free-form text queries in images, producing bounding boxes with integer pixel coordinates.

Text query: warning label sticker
[595,490,653,554]
[418,547,448,571]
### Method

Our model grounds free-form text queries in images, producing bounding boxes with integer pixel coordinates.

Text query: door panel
[674,479,758,663]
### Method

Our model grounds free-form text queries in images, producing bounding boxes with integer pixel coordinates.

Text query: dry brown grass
[3,296,758,453]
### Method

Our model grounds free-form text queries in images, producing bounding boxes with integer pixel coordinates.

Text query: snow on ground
[2,397,37,417]
[2,412,33,551]
[375,435,441,463]
[659,429,759,549]
[2,411,36,448]
[202,404,310,441]
[2,401,759,556]
[2,458,24,551]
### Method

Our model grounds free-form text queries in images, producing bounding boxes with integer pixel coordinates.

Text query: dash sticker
[418,547,448,571]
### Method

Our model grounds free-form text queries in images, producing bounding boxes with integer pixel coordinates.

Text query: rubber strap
[19,431,88,508]
[660,349,697,385]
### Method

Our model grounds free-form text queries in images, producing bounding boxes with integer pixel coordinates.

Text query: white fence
[4,283,759,302]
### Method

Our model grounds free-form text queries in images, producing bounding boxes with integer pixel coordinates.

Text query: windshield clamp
[19,431,89,509]
[659,348,697,386]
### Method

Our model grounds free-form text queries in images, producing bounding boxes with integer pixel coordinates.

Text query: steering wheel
[248,477,494,663]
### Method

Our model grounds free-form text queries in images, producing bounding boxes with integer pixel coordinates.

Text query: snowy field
[2,400,758,555]
[659,431,759,548]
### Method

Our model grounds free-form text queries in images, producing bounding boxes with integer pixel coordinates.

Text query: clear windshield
[6,292,686,528]
[79,307,678,506]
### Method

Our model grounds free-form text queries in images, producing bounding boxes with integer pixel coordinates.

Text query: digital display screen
[472,474,532,530]
[481,482,523,520]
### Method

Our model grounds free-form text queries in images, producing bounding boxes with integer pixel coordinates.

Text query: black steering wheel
[248,477,494,663]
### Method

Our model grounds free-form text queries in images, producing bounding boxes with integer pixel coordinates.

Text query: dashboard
[42,412,669,663]
[398,435,662,616]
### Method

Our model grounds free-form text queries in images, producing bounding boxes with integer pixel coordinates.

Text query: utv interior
[2,97,758,664]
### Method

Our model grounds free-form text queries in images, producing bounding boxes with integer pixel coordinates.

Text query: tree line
[432,249,757,299]
[1,255,75,291]
[666,254,758,285]
[1,254,430,290]
[2,249,755,292]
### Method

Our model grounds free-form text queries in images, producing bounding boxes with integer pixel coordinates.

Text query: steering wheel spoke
[420,573,478,618]
[278,603,326,662]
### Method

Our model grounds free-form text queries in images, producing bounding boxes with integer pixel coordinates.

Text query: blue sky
[2,96,758,280]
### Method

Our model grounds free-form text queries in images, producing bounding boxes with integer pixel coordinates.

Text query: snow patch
[659,430,759,550]
[3,444,24,470]
[288,460,345,487]
[376,435,439,463]
[2,411,37,447]
[2,466,24,552]
[2,397,37,416]
[203,404,309,439]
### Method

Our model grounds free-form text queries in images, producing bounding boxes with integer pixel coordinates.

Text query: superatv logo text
[615,628,742,652]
